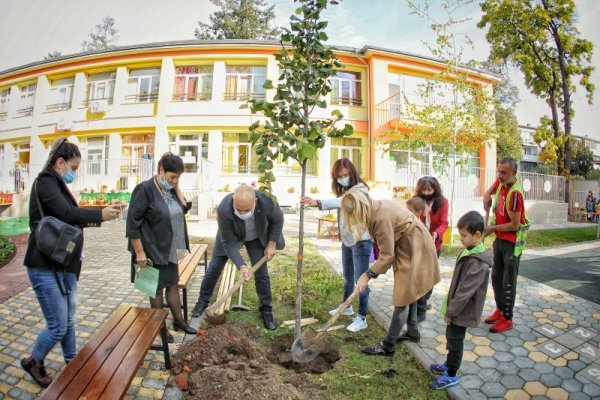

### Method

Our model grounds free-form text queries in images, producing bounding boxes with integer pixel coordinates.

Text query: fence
[394,164,566,202]
[571,180,600,209]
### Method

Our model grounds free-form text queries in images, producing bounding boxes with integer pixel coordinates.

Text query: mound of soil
[170,321,340,399]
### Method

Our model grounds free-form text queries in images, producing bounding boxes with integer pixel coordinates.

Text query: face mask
[62,168,77,184]
[337,177,350,187]
[235,208,254,221]
[160,179,173,191]
[421,193,434,201]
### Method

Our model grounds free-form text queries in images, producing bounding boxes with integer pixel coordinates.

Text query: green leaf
[263,80,274,90]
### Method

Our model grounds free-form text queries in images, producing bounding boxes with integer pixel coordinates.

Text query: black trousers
[445,323,467,377]
[197,237,272,313]
[492,238,521,320]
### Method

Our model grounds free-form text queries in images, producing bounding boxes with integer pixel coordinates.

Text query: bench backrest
[178,243,208,288]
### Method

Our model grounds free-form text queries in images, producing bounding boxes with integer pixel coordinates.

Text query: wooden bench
[41,305,170,400]
[178,243,208,322]
[317,216,339,241]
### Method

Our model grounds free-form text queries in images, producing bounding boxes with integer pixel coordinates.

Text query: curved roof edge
[0,39,500,82]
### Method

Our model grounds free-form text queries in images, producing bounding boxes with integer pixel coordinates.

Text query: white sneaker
[347,316,368,332]
[328,305,354,317]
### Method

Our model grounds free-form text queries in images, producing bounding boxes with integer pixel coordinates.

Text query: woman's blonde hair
[341,187,372,241]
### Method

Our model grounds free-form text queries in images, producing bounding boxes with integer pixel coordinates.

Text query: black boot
[261,312,277,330]
[21,356,52,388]
[173,319,197,334]
[191,302,207,318]
[362,342,395,356]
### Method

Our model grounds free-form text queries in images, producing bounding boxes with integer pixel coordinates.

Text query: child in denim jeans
[429,211,492,390]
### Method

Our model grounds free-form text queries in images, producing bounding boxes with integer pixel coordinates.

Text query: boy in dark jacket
[429,211,492,390]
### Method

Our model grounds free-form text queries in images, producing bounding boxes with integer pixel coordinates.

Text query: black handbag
[34,180,83,266]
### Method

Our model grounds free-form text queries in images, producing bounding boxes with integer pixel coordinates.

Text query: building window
[275,154,318,176]
[85,136,109,175]
[222,133,259,174]
[173,66,213,101]
[169,134,208,173]
[331,71,362,106]
[0,88,9,120]
[47,77,74,112]
[330,137,363,173]
[17,83,36,116]
[126,68,160,103]
[121,134,155,174]
[86,72,116,104]
[224,65,266,101]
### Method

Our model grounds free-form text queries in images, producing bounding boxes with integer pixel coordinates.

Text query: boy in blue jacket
[429,211,492,390]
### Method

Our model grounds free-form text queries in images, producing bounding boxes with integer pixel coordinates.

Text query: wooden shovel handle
[320,286,361,333]
[482,208,490,241]
[205,256,268,315]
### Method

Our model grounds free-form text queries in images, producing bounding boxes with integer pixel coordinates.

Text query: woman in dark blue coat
[21,139,120,387]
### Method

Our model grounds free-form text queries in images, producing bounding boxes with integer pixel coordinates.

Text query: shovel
[291,286,360,363]
[231,284,251,312]
[482,208,490,241]
[204,256,267,325]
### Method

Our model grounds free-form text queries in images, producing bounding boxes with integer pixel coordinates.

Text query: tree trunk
[548,93,564,176]
[294,161,307,340]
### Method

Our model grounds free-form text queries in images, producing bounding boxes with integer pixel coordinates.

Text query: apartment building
[0,40,498,217]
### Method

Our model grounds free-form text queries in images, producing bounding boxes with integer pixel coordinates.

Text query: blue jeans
[341,240,373,317]
[27,267,78,363]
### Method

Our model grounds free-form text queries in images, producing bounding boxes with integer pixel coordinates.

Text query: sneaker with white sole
[328,305,354,317]
[346,316,368,332]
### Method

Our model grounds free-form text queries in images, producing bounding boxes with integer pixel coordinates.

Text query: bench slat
[178,244,207,288]
[80,308,161,400]
[98,309,168,400]
[41,306,135,399]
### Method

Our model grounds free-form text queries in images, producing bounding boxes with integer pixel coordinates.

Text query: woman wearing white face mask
[301,158,372,333]
[21,139,120,388]
[126,153,196,339]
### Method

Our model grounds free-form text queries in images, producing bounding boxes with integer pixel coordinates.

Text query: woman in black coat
[126,153,195,338]
[21,139,120,388]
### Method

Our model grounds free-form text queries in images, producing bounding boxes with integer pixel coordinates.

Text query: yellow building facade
[0,40,498,217]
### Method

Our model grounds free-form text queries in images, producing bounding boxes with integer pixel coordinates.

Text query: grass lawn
[190,236,449,400]
[441,226,598,257]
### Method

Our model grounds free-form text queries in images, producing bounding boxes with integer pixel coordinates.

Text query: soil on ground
[170,321,341,399]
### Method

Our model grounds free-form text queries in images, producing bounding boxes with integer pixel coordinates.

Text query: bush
[0,236,16,264]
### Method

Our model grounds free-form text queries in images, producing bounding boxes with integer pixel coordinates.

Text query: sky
[0,0,598,140]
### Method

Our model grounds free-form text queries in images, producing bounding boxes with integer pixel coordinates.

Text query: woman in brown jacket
[341,188,440,356]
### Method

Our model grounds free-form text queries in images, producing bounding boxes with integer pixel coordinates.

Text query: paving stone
[506,337,525,347]
[464,389,487,400]
[568,392,591,400]
[518,368,541,381]
[476,357,498,369]
[561,378,583,393]
[141,378,165,389]
[500,374,525,390]
[490,341,511,351]
[533,362,555,374]
[576,343,600,361]
[582,382,600,397]
[479,368,502,383]
[578,363,600,387]
[510,347,529,357]
[554,366,574,380]
[537,340,569,358]
[493,351,515,362]
[460,374,484,390]
[162,387,184,400]
[568,359,588,372]
[540,373,562,387]
[480,382,505,398]
[514,356,535,369]
[519,332,539,342]
[554,333,586,350]
[496,362,517,375]
[534,324,564,339]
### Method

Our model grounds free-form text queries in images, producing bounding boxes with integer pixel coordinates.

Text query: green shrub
[0,236,16,264]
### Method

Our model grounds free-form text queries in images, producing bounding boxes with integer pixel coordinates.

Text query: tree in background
[481,61,522,160]
[244,0,352,339]
[44,51,62,60]
[195,0,280,40]
[479,0,595,198]
[570,138,593,178]
[81,16,119,51]
[393,0,495,240]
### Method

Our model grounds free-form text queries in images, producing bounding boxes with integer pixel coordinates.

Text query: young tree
[479,0,595,198]
[195,0,280,40]
[44,51,62,60]
[81,16,119,51]
[244,0,352,339]
[392,0,496,240]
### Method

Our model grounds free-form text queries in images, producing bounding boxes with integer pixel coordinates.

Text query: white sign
[544,180,552,193]
[522,178,531,192]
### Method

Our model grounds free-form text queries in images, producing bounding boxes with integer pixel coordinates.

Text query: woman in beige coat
[342,188,441,356]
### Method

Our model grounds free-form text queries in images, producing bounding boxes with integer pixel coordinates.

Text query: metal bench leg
[182,288,188,323]
[159,326,172,370]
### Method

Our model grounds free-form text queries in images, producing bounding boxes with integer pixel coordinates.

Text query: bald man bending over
[191,185,285,330]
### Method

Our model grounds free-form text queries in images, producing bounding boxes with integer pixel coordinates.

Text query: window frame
[331,71,362,106]
[224,65,267,101]
[173,66,213,101]
[126,68,161,103]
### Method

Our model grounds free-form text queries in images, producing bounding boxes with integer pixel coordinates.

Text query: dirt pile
[170,321,340,399]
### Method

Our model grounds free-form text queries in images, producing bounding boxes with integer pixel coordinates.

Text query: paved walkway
[315,239,600,400]
[0,216,598,399]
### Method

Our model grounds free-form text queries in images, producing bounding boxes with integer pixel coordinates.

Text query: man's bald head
[233,185,256,214]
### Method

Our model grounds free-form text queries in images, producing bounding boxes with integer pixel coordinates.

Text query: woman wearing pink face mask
[301,158,372,333]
